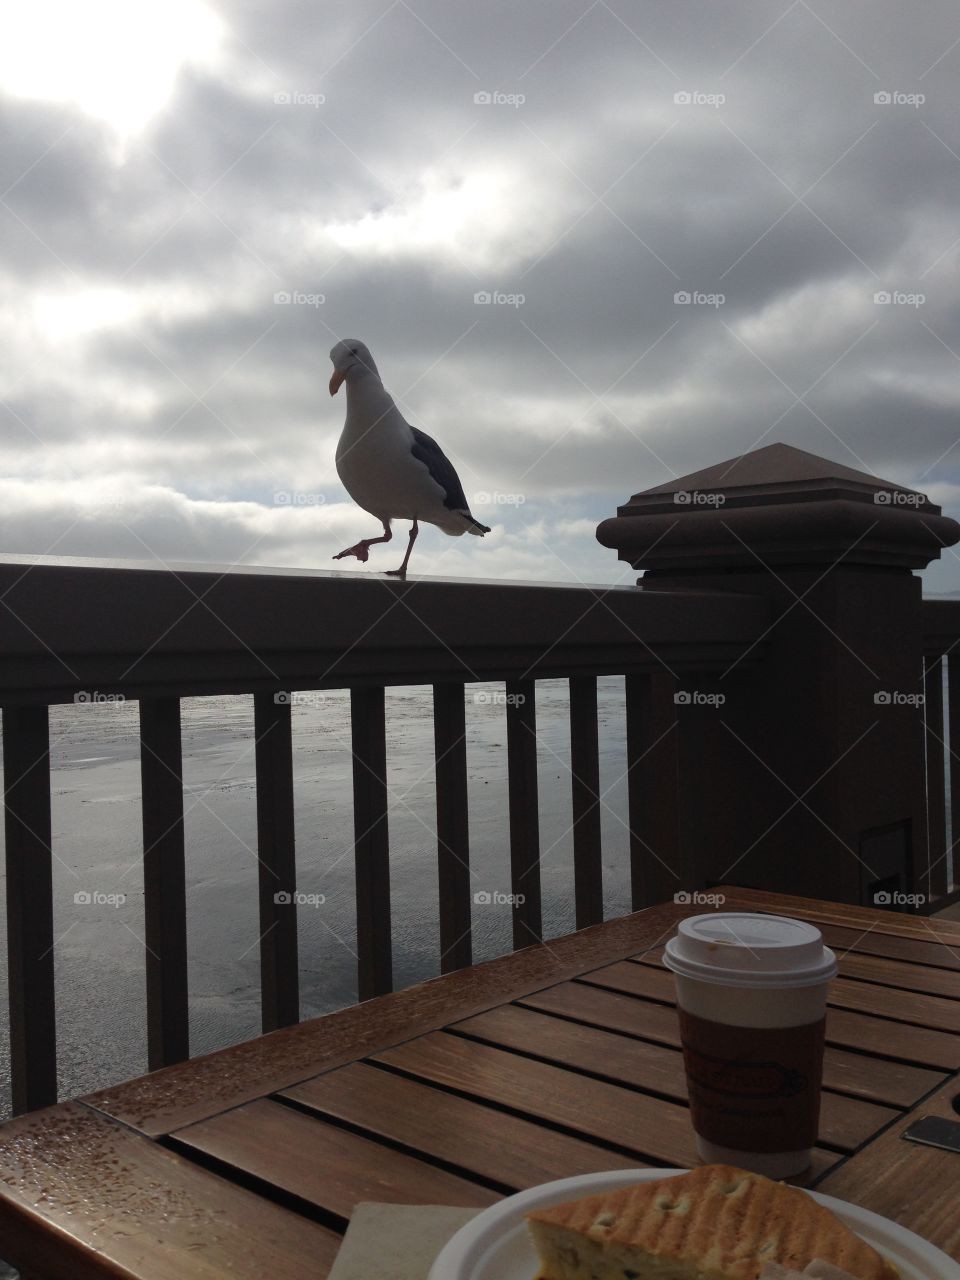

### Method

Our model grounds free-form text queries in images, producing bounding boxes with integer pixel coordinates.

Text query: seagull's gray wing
[409,426,471,512]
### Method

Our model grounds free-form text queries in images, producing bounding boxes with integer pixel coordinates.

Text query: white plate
[428,1168,960,1280]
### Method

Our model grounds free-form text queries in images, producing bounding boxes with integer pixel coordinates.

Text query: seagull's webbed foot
[333,541,372,563]
[333,526,392,564]
[385,566,407,578]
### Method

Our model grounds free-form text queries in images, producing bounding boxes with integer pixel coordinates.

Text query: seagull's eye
[350,347,359,355]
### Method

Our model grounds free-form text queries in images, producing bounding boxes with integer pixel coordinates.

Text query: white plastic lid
[662,912,838,988]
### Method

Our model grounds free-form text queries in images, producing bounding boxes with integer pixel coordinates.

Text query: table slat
[452,1004,898,1153]
[816,921,960,973]
[519,983,947,1108]
[376,1030,700,1166]
[816,1073,960,1260]
[0,1101,341,1280]
[85,902,688,1136]
[372,1031,838,1180]
[578,963,960,1065]
[635,944,960,999]
[283,1061,641,1188]
[174,1097,498,1217]
[625,953,960,1030]
[717,887,960,944]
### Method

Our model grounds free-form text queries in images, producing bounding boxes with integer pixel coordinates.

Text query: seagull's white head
[329,338,378,396]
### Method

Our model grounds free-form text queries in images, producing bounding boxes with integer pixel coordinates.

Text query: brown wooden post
[598,443,960,907]
[140,697,189,1067]
[3,706,57,1113]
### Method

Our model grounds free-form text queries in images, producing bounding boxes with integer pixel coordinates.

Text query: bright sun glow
[0,0,224,137]
[322,170,535,271]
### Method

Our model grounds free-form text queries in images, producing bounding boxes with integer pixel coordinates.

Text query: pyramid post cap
[624,443,933,513]
[596,442,959,572]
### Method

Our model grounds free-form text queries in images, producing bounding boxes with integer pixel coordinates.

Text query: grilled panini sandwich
[525,1166,898,1280]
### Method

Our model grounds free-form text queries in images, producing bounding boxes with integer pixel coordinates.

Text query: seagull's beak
[329,367,346,396]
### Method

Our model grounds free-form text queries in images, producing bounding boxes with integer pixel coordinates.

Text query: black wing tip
[466,516,491,534]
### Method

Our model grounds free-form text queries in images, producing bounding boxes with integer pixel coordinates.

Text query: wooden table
[1,887,958,1278]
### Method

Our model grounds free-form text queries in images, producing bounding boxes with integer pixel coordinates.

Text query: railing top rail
[0,553,641,589]
[921,596,960,652]
[0,556,770,704]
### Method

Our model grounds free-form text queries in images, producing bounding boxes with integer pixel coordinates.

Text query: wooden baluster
[351,687,392,999]
[948,654,960,893]
[923,655,947,903]
[506,679,542,949]
[3,706,57,1113]
[140,697,189,1068]
[254,693,299,1031]
[433,683,472,973]
[569,676,603,928]
[625,673,681,910]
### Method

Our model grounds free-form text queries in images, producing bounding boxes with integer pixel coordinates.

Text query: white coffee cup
[664,912,838,1178]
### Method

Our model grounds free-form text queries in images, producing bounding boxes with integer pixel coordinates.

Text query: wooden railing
[921,598,960,907]
[0,556,771,1115]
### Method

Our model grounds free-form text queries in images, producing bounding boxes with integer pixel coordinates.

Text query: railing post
[254,692,299,1031]
[506,679,542,948]
[922,655,948,902]
[625,673,681,908]
[598,442,960,907]
[351,687,392,999]
[433,683,472,973]
[947,653,960,888]
[2,706,57,1113]
[140,697,189,1068]
[569,676,603,927]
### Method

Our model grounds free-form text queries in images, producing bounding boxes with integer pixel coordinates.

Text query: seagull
[329,338,491,578]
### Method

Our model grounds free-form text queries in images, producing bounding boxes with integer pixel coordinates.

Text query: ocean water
[0,678,633,1116]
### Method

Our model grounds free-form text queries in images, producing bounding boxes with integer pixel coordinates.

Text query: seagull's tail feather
[460,512,491,535]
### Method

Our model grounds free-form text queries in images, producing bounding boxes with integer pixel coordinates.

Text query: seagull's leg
[386,520,419,578]
[333,523,392,563]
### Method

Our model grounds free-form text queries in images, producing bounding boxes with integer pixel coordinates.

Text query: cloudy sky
[3,0,960,589]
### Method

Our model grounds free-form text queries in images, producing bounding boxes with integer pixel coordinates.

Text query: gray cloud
[2,0,959,586]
